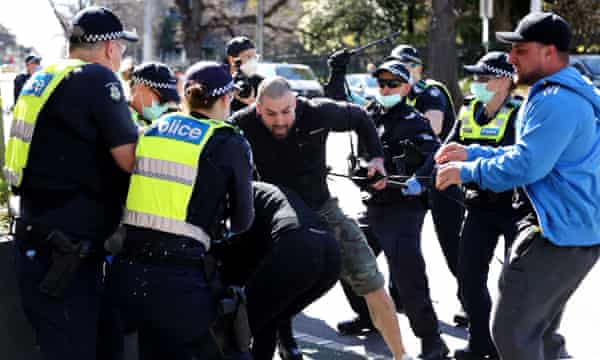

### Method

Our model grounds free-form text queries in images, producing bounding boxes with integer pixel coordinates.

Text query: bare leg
[364,287,407,359]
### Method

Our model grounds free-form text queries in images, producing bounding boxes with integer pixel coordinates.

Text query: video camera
[232,59,252,99]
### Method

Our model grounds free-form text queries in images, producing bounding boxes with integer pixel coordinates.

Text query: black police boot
[454,347,499,360]
[277,321,303,360]
[419,335,449,360]
[336,316,376,336]
[453,307,470,328]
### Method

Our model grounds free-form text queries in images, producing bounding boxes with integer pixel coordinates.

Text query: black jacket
[230,97,384,210]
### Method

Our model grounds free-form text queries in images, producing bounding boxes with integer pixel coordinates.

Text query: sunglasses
[377,78,405,89]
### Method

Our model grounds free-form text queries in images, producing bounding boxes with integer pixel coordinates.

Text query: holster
[38,230,92,298]
[204,255,251,358]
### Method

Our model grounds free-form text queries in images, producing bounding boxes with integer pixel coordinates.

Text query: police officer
[13,54,41,104]
[337,60,450,360]
[224,36,264,112]
[446,52,521,360]
[387,44,466,323]
[231,76,412,360]
[129,62,180,127]
[108,62,254,358]
[5,6,138,359]
[219,181,341,360]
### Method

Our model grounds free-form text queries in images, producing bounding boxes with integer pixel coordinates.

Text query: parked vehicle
[256,62,324,98]
[570,55,600,88]
[345,73,379,100]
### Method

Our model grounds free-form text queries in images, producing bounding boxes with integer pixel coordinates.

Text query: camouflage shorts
[316,198,384,296]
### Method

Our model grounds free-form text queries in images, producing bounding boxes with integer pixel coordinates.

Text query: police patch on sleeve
[429,87,441,97]
[106,82,122,102]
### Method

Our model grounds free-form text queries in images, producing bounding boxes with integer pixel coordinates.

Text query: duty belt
[121,236,206,268]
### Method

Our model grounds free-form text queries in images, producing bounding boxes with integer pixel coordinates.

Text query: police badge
[108,83,121,102]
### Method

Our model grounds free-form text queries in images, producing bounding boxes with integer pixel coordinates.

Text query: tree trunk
[407,0,416,36]
[493,0,512,36]
[175,0,208,62]
[428,0,462,106]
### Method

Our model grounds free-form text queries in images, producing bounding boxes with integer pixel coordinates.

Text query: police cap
[387,45,422,64]
[496,12,571,52]
[131,62,180,103]
[464,51,514,78]
[226,36,255,57]
[184,62,234,98]
[69,6,139,44]
[372,60,411,83]
[25,55,41,65]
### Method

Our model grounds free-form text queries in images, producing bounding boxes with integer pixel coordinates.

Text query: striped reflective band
[9,119,35,143]
[3,169,19,186]
[123,210,211,249]
[133,157,196,186]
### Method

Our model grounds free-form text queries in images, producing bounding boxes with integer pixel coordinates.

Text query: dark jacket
[230,97,384,210]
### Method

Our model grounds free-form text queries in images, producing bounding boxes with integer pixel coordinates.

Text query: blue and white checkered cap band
[132,76,178,90]
[209,80,234,97]
[82,31,125,43]
[482,64,514,78]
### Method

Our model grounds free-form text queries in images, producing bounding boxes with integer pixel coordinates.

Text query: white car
[256,62,324,98]
[346,73,379,100]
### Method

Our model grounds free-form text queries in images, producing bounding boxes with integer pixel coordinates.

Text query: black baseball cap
[372,60,411,83]
[496,12,571,52]
[386,44,422,64]
[184,62,234,98]
[69,6,138,44]
[25,55,41,65]
[131,62,180,103]
[226,36,255,57]
[464,51,514,78]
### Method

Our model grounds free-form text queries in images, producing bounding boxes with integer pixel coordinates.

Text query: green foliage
[298,0,428,54]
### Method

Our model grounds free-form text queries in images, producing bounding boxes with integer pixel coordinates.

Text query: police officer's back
[111,62,254,358]
[4,6,139,360]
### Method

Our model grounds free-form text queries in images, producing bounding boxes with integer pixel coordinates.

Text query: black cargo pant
[458,206,519,356]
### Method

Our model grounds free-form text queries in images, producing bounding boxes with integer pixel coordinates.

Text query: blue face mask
[375,94,403,109]
[142,101,169,122]
[470,82,495,104]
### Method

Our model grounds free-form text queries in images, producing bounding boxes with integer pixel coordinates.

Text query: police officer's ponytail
[185,80,220,110]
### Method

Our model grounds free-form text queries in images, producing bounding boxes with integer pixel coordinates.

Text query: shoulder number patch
[429,87,441,97]
[106,82,122,102]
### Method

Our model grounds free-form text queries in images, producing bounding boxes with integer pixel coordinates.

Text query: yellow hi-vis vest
[123,112,235,250]
[407,79,456,113]
[458,99,518,143]
[4,60,87,188]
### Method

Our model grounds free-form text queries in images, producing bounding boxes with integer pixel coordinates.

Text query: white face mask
[240,58,258,76]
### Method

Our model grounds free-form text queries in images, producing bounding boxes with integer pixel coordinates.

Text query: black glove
[328,48,352,72]
[365,100,384,126]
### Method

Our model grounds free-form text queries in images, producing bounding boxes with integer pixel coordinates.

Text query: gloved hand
[402,176,423,196]
[328,48,352,72]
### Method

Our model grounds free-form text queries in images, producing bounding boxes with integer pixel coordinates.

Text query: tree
[428,0,461,104]
[549,0,600,53]
[173,0,291,62]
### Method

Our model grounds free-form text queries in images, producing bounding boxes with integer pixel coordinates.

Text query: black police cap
[387,44,422,64]
[372,60,411,83]
[25,55,41,65]
[131,62,180,103]
[184,62,234,98]
[69,6,138,44]
[464,51,514,78]
[226,36,256,57]
[496,12,571,52]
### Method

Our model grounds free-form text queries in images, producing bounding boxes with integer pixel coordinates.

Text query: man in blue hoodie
[435,12,600,360]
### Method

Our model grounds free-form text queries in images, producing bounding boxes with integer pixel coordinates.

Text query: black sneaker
[277,322,303,360]
[453,308,470,327]
[454,347,498,360]
[336,316,376,336]
[419,335,449,360]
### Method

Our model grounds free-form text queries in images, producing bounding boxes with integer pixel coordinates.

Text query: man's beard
[269,125,291,140]
[515,68,545,86]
